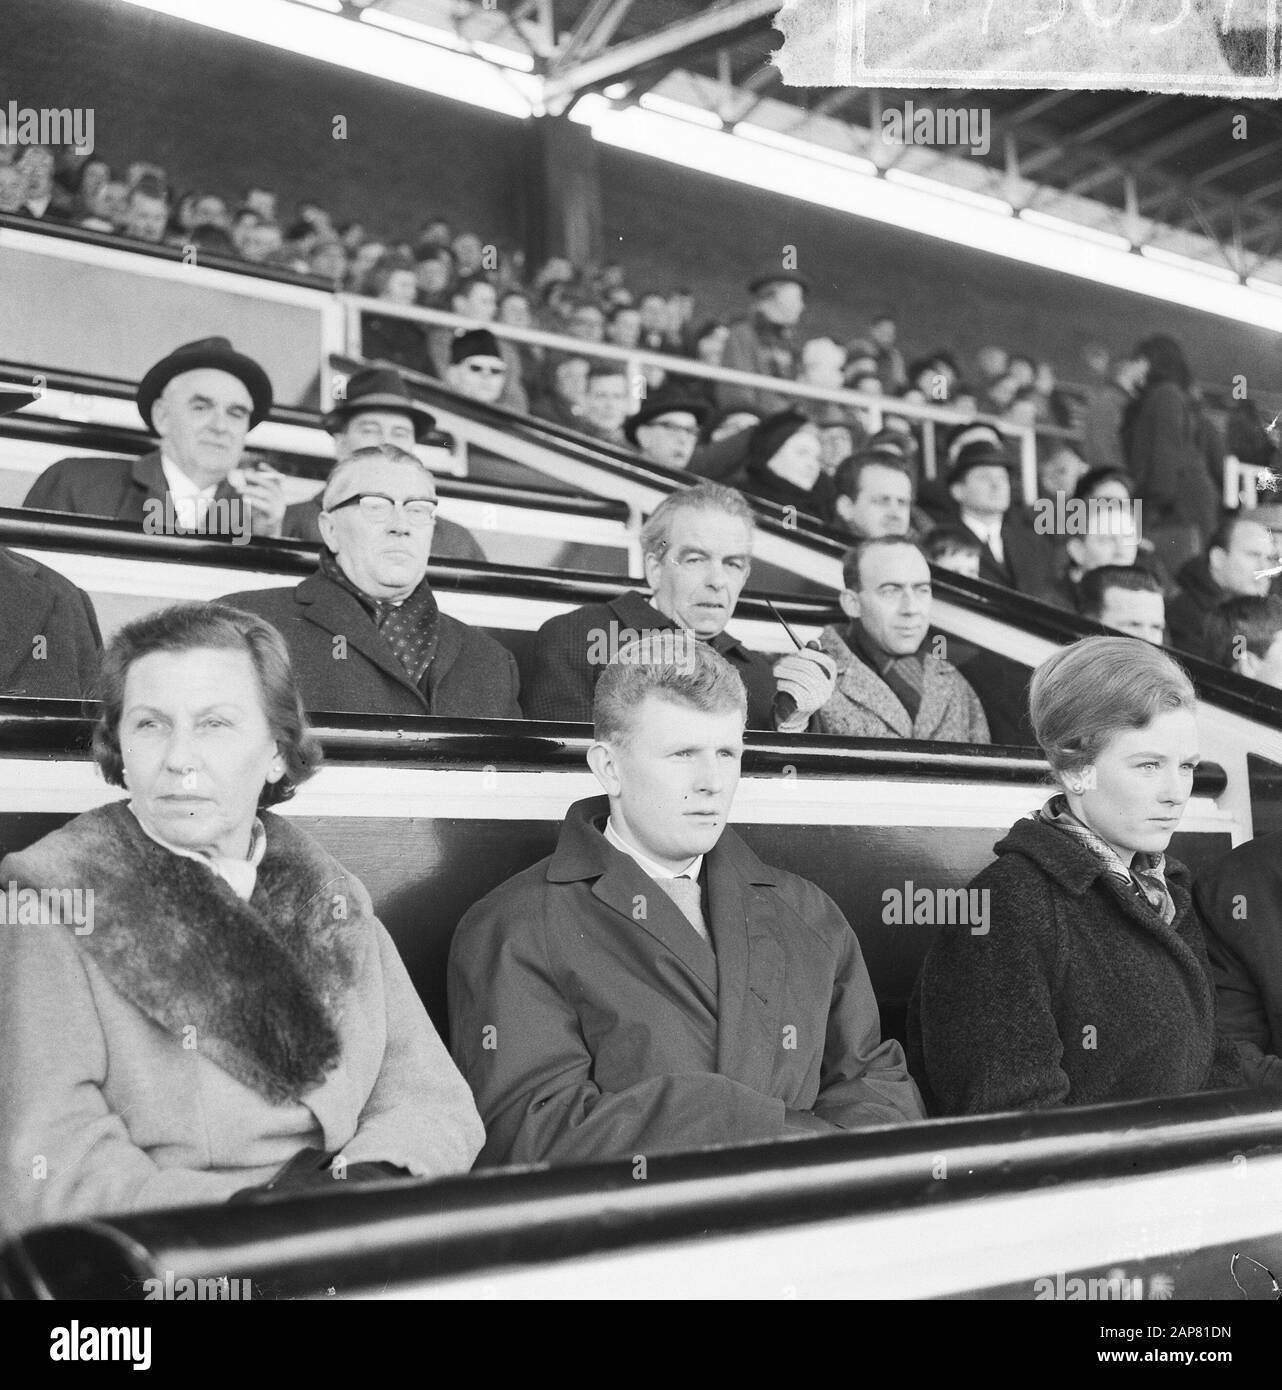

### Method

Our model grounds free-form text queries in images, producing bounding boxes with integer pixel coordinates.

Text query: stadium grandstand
[4,0,1282,1331]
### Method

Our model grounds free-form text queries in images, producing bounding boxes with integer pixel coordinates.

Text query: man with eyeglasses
[219,444,521,718]
[521,481,836,731]
[281,367,485,563]
[624,396,710,472]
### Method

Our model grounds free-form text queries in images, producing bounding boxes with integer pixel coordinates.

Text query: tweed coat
[814,625,991,744]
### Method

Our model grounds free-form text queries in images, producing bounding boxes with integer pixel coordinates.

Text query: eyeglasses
[463,361,506,377]
[325,492,438,526]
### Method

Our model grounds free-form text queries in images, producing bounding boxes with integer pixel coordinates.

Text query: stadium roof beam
[1016,95,1168,179]
[554,0,637,67]
[1122,108,1230,167]
[542,0,778,106]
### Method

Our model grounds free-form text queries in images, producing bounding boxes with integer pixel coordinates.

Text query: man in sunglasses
[444,328,509,407]
[219,444,521,718]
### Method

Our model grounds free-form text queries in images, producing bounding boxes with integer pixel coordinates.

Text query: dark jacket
[1123,380,1219,538]
[23,451,241,531]
[719,313,798,414]
[1166,554,1227,662]
[1194,833,1282,1082]
[976,509,1060,596]
[447,795,924,1167]
[739,464,836,526]
[218,571,521,719]
[0,547,102,699]
[907,815,1252,1116]
[280,496,486,564]
[519,588,779,729]
[360,313,438,380]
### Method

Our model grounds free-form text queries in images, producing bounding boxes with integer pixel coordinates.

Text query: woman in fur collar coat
[0,603,483,1234]
[909,636,1270,1116]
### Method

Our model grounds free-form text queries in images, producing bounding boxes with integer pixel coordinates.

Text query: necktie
[658,874,709,943]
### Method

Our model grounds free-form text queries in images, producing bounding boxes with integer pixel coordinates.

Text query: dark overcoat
[908,815,1255,1116]
[219,571,521,719]
[0,546,102,698]
[519,588,779,729]
[448,795,924,1167]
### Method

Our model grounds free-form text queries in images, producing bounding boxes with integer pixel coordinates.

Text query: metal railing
[337,294,1042,501]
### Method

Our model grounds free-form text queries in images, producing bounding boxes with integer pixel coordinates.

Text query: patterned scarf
[1037,794,1176,925]
[319,548,441,688]
[847,621,926,723]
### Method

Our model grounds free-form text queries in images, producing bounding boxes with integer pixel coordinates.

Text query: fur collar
[6,801,362,1103]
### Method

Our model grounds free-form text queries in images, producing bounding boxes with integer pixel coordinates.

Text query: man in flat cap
[23,336,286,540]
[719,269,809,415]
[625,395,709,472]
[281,367,484,563]
[1,386,102,699]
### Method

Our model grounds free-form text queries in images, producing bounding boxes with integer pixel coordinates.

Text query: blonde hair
[1029,635,1195,778]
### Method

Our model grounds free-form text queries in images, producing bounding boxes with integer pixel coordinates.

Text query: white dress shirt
[603,816,704,885]
[960,511,1004,566]
[160,454,219,530]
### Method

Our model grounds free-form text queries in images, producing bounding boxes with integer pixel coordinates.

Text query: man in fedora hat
[280,367,483,562]
[939,425,1055,595]
[719,268,810,415]
[624,395,710,472]
[1,386,103,699]
[23,336,285,541]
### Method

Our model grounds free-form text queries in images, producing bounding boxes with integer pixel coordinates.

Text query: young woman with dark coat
[909,635,1277,1116]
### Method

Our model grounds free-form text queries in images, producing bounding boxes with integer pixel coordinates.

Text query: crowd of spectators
[5,140,1282,705]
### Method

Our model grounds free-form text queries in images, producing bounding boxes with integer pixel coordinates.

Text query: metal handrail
[339,294,1042,499]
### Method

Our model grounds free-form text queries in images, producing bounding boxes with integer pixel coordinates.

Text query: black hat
[946,438,1015,489]
[623,395,711,446]
[748,268,810,295]
[136,337,273,432]
[450,328,503,364]
[0,386,39,418]
[322,367,439,441]
[747,407,812,475]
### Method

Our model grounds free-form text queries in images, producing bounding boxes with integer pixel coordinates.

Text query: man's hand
[233,461,286,538]
[771,645,836,733]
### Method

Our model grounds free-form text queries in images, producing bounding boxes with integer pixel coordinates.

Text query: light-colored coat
[0,801,483,1234]
[815,625,991,744]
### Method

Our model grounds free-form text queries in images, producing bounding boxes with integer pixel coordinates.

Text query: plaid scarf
[1037,794,1176,925]
[847,621,926,723]
[319,548,441,688]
